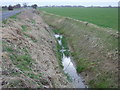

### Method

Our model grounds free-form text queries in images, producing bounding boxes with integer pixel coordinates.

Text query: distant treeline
[2,4,118,10]
[2,3,38,10]
[40,5,118,8]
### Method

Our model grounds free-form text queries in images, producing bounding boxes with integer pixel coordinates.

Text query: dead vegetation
[1,9,72,88]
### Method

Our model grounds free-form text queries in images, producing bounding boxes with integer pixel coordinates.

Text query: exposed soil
[1,9,73,88]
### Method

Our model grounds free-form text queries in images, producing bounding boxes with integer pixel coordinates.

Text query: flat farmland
[39,7,118,30]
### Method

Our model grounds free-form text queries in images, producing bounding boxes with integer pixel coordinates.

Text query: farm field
[39,7,118,30]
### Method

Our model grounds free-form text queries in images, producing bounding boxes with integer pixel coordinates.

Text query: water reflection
[55,34,86,88]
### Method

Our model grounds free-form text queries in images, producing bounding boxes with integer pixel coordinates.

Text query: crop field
[39,7,118,30]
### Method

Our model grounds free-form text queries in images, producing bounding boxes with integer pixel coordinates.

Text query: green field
[39,7,118,30]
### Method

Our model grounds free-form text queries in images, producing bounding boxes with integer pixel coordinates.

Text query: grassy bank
[39,7,118,30]
[40,11,118,88]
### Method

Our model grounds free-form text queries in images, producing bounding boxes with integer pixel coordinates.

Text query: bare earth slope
[1,9,72,88]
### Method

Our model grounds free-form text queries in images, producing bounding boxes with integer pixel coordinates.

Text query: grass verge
[10,13,20,19]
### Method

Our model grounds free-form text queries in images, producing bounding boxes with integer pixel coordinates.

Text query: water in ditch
[54,34,86,88]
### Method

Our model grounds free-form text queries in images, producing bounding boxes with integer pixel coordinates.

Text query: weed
[27,73,41,80]
[3,45,14,52]
[2,19,7,24]
[76,58,89,73]
[21,25,27,32]
[76,65,85,73]
[11,71,21,76]
[61,36,70,57]
[16,55,32,71]
[88,79,109,88]
[53,29,70,57]
[56,42,63,68]
[53,29,60,34]
[65,73,72,82]
[31,19,36,24]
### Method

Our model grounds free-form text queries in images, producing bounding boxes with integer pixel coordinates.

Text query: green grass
[2,12,20,24]
[39,7,118,30]
[10,13,20,19]
[3,46,14,52]
[21,25,27,32]
[26,72,42,80]
[3,43,43,87]
[74,56,89,73]
[61,36,70,57]
[88,72,115,88]
[31,19,36,24]
[10,53,33,71]
[53,29,70,57]
[64,73,72,82]
[56,42,63,68]
[2,19,7,24]
[2,42,33,71]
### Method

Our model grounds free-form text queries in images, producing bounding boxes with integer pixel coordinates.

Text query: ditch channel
[54,34,87,88]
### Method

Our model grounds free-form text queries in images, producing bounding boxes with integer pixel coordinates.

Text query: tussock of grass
[76,58,89,73]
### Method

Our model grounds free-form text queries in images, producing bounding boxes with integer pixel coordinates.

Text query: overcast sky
[0,0,119,6]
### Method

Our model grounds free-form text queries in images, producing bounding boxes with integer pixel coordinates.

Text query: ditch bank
[1,9,73,88]
[40,11,119,88]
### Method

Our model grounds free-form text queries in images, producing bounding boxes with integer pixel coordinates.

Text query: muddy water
[55,34,86,88]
